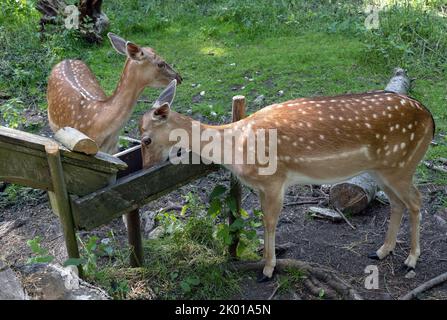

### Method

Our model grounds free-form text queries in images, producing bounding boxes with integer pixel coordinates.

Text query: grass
[1,0,447,298]
[90,195,250,299]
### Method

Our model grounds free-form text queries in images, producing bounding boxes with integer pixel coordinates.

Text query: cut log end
[329,174,377,215]
[54,127,98,155]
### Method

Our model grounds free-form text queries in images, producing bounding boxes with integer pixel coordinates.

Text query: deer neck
[104,60,146,131]
[171,112,241,165]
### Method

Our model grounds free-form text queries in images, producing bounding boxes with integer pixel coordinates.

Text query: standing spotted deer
[140,81,434,281]
[47,33,182,154]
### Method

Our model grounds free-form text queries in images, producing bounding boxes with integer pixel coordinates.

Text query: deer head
[139,80,181,167]
[108,33,182,87]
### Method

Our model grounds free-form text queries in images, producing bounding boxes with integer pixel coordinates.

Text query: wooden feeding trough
[0,95,247,274]
[0,126,217,273]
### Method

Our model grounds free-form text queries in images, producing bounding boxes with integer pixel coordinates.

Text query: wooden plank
[0,140,120,196]
[0,140,52,190]
[0,126,126,173]
[72,159,218,230]
[0,126,128,195]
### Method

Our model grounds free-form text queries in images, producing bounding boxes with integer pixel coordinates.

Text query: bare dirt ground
[1,164,447,300]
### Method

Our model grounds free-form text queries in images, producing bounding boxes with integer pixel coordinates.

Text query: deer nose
[142,136,152,146]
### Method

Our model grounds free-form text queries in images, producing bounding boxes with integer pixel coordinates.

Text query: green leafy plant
[208,184,262,258]
[156,211,183,235]
[319,288,326,299]
[64,234,116,277]
[110,279,130,299]
[26,236,55,264]
[180,275,201,294]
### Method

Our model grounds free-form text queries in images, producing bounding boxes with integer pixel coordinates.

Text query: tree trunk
[328,68,410,215]
[36,0,109,43]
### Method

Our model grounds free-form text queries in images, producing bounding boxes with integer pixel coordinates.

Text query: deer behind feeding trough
[140,80,434,282]
[47,33,182,154]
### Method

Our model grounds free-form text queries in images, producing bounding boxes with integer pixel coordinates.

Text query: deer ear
[108,32,127,55]
[126,42,144,61]
[153,80,177,109]
[152,103,170,121]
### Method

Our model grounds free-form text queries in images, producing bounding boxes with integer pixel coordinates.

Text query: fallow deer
[139,80,434,282]
[47,33,182,154]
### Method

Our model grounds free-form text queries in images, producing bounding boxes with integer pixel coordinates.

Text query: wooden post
[229,95,246,258]
[124,209,143,267]
[45,142,82,276]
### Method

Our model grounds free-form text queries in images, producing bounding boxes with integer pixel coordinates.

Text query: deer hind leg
[258,184,284,282]
[403,185,422,269]
[370,170,422,269]
[368,180,405,260]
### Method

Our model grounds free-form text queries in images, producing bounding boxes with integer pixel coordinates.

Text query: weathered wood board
[71,158,218,230]
[0,126,127,196]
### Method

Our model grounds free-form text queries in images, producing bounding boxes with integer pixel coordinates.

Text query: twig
[268,283,281,300]
[399,271,447,300]
[423,161,447,174]
[137,99,152,104]
[242,189,253,204]
[284,199,323,207]
[335,208,356,230]
[375,197,389,205]
[160,204,183,213]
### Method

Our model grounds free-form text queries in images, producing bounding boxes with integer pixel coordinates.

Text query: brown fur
[140,90,435,278]
[47,43,182,154]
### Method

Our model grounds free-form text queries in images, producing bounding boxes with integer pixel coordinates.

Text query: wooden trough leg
[125,209,143,267]
[45,142,82,276]
[229,95,246,258]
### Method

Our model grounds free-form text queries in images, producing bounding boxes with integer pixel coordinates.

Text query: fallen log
[329,68,410,215]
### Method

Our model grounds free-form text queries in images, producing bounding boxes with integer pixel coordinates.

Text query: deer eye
[157,62,165,68]
[142,137,152,146]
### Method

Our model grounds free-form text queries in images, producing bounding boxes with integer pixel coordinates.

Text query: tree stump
[36,0,109,43]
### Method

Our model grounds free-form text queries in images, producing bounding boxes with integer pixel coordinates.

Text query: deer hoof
[257,270,275,283]
[400,264,415,273]
[368,252,380,260]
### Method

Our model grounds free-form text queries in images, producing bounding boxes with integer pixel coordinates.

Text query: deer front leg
[258,185,284,282]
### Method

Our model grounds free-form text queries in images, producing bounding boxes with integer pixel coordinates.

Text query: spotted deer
[139,80,434,281]
[47,33,182,154]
